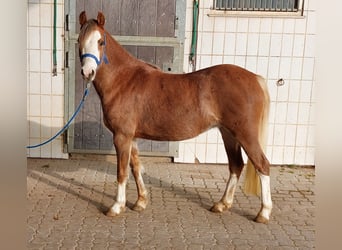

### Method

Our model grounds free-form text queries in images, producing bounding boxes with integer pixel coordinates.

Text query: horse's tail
[243,76,270,196]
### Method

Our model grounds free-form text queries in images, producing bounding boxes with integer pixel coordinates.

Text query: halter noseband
[80,33,109,66]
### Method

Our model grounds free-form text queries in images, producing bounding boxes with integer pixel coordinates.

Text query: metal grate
[214,0,300,12]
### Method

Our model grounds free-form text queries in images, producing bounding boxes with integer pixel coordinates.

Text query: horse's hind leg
[238,135,272,224]
[211,129,244,213]
[130,141,148,212]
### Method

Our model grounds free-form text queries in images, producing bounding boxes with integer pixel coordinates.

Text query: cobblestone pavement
[27,156,315,249]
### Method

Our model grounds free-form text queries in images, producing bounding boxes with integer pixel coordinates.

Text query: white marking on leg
[137,172,146,194]
[135,171,148,210]
[129,160,148,212]
[224,173,238,205]
[110,180,127,214]
[140,164,145,174]
[211,173,239,212]
[117,181,127,203]
[259,174,272,220]
[135,164,147,206]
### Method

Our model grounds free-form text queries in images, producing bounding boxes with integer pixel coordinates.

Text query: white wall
[175,0,315,165]
[27,0,67,158]
[27,0,315,165]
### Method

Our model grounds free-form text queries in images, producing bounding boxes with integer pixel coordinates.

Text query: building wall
[27,0,68,158]
[27,0,315,165]
[175,0,315,165]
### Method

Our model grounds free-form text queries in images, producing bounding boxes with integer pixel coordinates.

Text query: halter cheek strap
[80,34,109,66]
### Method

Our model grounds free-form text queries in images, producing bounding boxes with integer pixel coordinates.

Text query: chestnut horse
[78,11,272,223]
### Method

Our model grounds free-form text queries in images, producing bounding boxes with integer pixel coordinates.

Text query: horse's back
[129,64,266,140]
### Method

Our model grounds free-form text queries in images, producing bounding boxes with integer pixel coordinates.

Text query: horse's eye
[99,40,105,46]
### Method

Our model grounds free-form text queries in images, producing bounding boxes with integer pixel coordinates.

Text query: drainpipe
[189,0,199,72]
[52,0,57,76]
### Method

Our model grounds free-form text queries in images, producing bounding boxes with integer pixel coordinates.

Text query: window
[214,0,303,13]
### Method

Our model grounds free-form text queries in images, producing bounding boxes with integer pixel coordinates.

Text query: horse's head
[78,11,108,82]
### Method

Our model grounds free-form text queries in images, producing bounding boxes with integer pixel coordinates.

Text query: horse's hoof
[106,210,118,217]
[254,214,269,224]
[132,200,147,212]
[106,205,126,217]
[132,204,145,212]
[210,202,229,213]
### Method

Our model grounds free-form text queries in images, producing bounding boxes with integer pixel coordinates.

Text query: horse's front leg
[106,134,132,217]
[130,141,148,212]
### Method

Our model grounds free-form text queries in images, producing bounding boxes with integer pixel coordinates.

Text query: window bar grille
[263,0,268,11]
[215,0,299,12]
[217,0,222,9]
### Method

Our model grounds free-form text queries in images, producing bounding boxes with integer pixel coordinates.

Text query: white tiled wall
[27,0,315,165]
[27,0,68,159]
[175,0,315,165]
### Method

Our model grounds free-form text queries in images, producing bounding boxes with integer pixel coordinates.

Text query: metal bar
[69,33,181,47]
[217,0,222,9]
[227,0,231,9]
[116,36,182,46]
[52,0,57,76]
[262,0,266,11]
[246,0,250,10]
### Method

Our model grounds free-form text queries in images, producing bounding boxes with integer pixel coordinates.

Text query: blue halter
[80,33,109,65]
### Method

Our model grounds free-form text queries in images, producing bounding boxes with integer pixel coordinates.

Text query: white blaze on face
[81,30,101,80]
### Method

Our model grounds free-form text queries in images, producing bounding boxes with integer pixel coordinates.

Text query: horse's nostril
[81,69,85,76]
[91,69,95,76]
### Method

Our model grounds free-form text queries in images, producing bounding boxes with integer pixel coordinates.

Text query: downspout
[52,0,57,76]
[189,0,199,72]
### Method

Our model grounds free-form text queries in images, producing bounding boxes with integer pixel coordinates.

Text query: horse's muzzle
[81,68,95,82]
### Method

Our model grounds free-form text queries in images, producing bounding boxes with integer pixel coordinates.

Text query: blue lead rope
[26,83,91,149]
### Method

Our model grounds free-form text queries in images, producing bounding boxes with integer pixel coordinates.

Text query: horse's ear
[97,12,105,28]
[79,11,87,28]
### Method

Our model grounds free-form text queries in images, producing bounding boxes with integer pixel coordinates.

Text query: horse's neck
[92,33,131,98]
[105,32,138,67]
[93,32,145,99]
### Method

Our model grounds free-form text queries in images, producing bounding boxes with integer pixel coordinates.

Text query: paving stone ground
[27,156,315,249]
